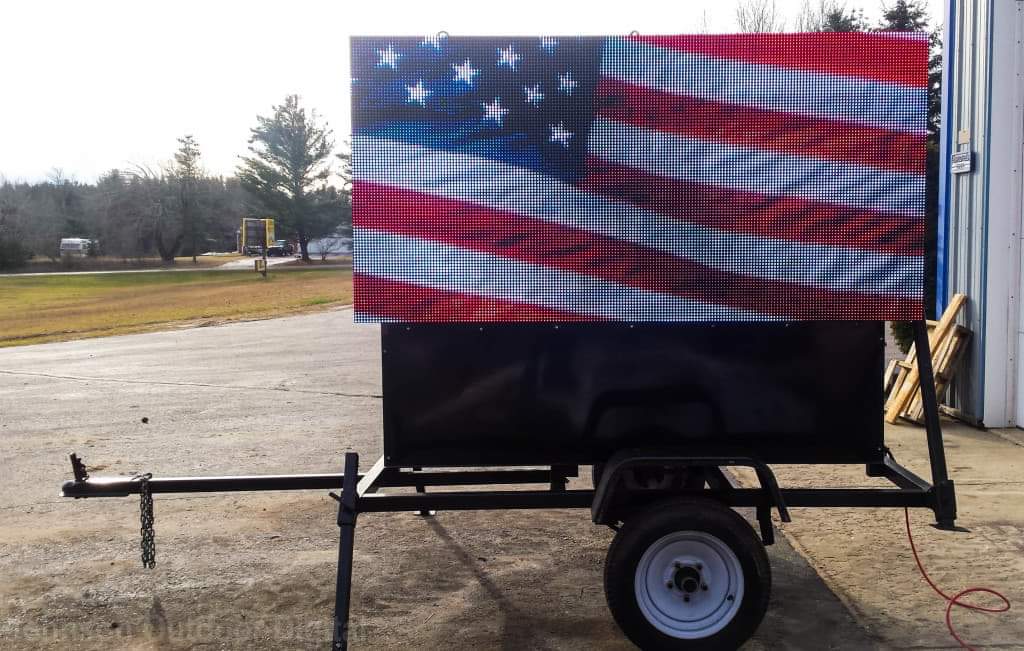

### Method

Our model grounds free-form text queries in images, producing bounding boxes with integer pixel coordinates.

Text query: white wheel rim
[634,530,745,639]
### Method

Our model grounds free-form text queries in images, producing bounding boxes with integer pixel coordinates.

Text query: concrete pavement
[0,308,881,649]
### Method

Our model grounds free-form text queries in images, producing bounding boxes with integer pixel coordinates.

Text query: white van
[59,238,93,257]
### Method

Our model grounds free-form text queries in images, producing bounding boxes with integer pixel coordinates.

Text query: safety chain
[136,473,156,569]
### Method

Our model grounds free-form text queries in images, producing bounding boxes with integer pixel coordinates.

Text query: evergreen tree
[173,135,203,263]
[879,0,928,31]
[821,6,868,31]
[237,95,341,261]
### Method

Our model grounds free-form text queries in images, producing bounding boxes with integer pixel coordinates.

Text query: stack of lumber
[884,293,970,424]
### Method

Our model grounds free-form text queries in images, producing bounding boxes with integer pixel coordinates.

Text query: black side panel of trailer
[381,322,884,467]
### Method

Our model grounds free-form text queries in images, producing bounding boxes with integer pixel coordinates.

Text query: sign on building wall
[351,33,928,322]
[950,150,973,174]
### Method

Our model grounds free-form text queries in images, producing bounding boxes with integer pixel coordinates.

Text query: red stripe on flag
[630,33,928,87]
[579,158,924,256]
[595,78,926,173]
[354,273,594,322]
[355,183,923,320]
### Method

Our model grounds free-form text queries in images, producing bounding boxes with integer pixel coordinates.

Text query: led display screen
[351,33,927,322]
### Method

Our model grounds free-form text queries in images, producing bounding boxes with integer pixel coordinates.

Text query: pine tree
[879,0,928,31]
[821,6,868,31]
[174,135,203,263]
[237,95,340,262]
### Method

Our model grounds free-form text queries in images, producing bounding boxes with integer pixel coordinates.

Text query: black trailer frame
[59,322,957,650]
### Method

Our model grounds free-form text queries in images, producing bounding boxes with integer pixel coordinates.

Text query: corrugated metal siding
[985,0,1024,427]
[943,0,1024,426]
[944,0,994,420]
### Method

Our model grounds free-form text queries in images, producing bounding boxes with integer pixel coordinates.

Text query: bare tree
[795,0,832,31]
[11,185,59,261]
[1,162,245,265]
[794,0,867,31]
[736,0,785,32]
[94,169,154,261]
[0,184,32,270]
[122,164,180,264]
[315,235,348,261]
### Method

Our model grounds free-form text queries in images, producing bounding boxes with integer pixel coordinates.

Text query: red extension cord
[904,507,1011,650]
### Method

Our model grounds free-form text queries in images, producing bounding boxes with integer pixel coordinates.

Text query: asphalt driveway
[0,308,905,649]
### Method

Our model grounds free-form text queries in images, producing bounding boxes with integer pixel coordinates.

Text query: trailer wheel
[604,498,770,650]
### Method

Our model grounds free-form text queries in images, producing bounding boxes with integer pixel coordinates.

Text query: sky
[0,0,944,183]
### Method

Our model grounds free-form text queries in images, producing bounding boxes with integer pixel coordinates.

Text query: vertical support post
[261,218,270,279]
[912,321,958,528]
[549,465,571,492]
[412,467,433,517]
[332,452,360,650]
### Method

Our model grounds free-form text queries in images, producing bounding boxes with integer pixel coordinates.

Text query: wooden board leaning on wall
[883,293,969,425]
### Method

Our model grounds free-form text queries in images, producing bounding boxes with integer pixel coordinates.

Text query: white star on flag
[549,122,573,147]
[482,97,509,125]
[523,84,544,107]
[452,59,480,86]
[558,72,578,95]
[497,45,521,70]
[540,37,558,52]
[377,43,401,69]
[406,79,431,106]
[421,34,446,49]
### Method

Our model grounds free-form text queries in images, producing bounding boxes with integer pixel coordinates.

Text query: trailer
[59,31,945,650]
[60,319,957,650]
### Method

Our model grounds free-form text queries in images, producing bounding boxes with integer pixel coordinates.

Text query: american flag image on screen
[350,33,926,322]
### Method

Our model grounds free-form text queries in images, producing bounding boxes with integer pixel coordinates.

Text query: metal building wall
[940,0,1024,427]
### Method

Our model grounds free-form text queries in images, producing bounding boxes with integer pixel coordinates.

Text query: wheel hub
[635,531,745,639]
[673,565,702,593]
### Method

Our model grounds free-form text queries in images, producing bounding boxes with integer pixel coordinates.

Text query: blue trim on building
[936,0,957,317]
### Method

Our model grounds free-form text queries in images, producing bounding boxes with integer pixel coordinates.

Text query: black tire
[604,498,771,650]
[592,463,605,488]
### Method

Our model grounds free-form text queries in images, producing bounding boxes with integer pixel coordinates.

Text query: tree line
[0,94,351,270]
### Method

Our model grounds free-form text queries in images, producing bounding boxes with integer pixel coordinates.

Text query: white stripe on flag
[354,227,768,321]
[600,37,927,135]
[354,137,922,298]
[587,117,925,216]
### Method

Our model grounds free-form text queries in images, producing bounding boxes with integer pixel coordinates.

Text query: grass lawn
[16,254,245,273]
[0,268,352,347]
